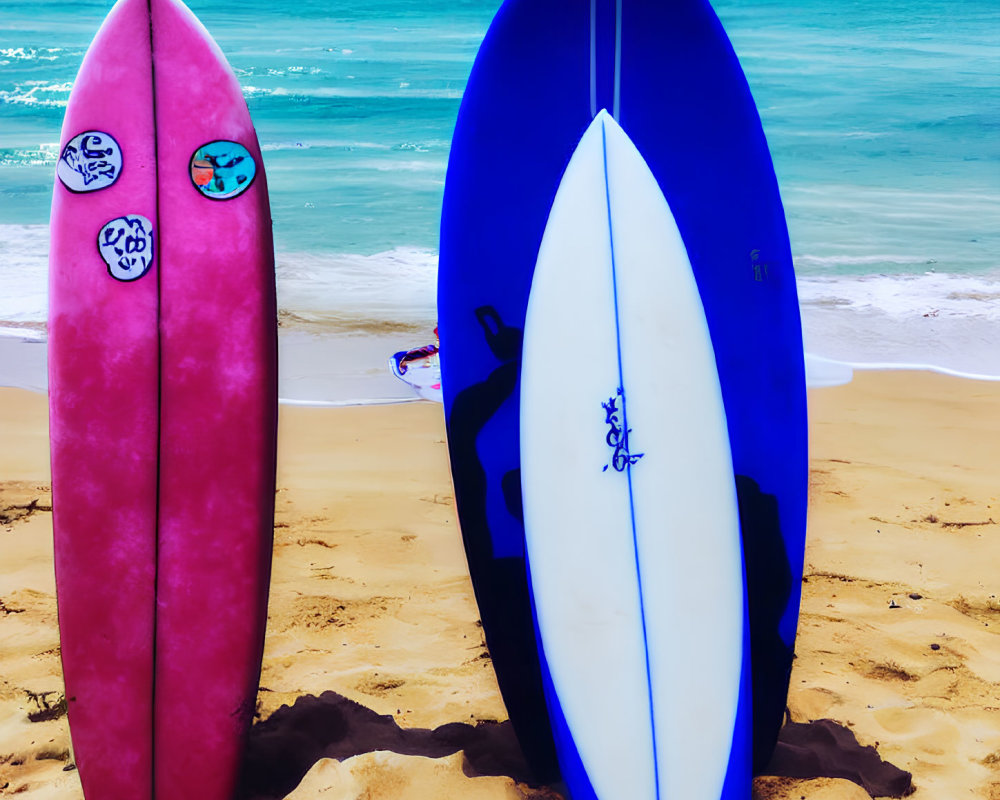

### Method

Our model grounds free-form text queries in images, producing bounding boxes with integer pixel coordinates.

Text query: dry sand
[1,370,999,798]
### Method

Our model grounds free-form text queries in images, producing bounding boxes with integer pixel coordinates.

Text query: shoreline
[2,370,1000,798]
[0,330,431,406]
[6,331,1000,407]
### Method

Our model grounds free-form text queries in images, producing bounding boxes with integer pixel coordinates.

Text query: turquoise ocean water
[1,0,998,397]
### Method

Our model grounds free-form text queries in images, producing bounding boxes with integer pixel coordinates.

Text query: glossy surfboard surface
[520,111,749,798]
[48,0,277,797]
[438,0,807,780]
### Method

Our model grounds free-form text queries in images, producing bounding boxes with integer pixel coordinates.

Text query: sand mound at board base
[753,775,875,800]
[283,751,560,800]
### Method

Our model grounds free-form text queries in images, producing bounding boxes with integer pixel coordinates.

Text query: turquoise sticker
[190,141,256,200]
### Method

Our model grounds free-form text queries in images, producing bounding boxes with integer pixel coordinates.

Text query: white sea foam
[0,225,48,324]
[787,184,1000,216]
[0,325,45,342]
[798,271,1000,378]
[242,85,463,100]
[798,271,1000,320]
[796,253,933,269]
[782,129,890,140]
[260,141,312,152]
[249,66,325,77]
[3,220,997,379]
[803,354,853,388]
[0,80,73,108]
[260,140,396,152]
[0,47,66,63]
[276,246,437,325]
[0,143,59,167]
[367,159,444,173]
[0,226,440,333]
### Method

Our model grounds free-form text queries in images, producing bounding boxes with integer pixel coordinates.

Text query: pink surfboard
[48,1,277,798]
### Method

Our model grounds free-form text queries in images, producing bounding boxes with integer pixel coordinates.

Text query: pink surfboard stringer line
[48,0,277,798]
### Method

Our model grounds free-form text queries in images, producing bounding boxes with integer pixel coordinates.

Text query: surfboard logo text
[57,131,122,193]
[190,141,256,200]
[751,249,772,282]
[602,388,643,473]
[97,215,154,282]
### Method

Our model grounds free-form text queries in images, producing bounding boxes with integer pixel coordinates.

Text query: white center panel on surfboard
[520,110,744,799]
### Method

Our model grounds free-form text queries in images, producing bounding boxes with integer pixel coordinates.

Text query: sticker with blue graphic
[602,387,644,473]
[98,215,154,282]
[189,140,256,200]
[57,131,122,193]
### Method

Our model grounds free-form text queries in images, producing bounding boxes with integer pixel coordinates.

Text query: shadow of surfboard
[236,691,539,799]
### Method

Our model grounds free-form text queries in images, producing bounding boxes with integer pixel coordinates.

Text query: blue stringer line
[600,116,660,799]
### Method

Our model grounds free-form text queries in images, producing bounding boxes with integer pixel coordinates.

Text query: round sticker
[57,131,123,193]
[98,215,154,282]
[189,141,256,200]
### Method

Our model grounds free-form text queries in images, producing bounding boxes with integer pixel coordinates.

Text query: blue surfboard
[438,0,807,788]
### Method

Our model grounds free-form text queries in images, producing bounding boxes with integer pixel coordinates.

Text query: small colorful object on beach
[389,331,442,402]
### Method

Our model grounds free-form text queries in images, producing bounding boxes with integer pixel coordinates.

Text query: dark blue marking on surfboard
[57,131,122,193]
[600,114,660,799]
[97,215,154,282]
[751,248,773,282]
[602,387,643,473]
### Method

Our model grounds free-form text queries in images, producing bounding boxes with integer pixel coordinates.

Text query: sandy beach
[2,369,1000,798]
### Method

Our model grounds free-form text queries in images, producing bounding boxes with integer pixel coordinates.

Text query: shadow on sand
[236,690,913,799]
[236,691,538,799]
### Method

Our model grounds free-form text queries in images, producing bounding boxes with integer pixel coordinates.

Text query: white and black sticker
[57,131,123,193]
[190,140,256,200]
[98,215,154,282]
